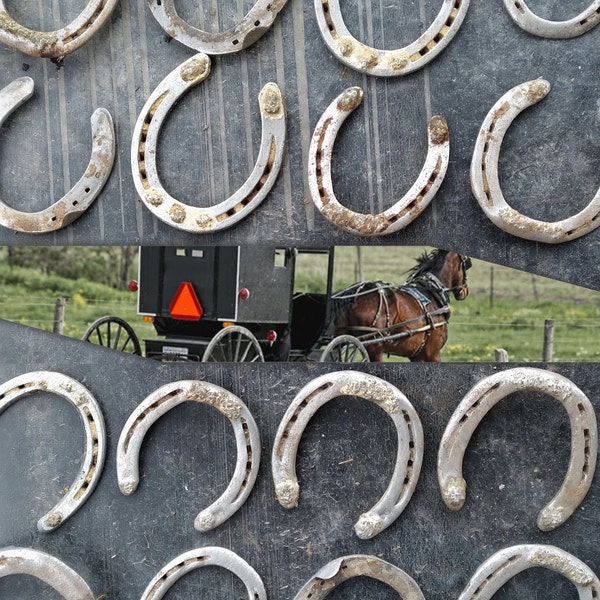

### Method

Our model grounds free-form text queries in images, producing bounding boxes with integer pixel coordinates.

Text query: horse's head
[449,253,471,300]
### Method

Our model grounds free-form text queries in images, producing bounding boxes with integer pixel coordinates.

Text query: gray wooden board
[0,320,598,598]
[0,1,598,289]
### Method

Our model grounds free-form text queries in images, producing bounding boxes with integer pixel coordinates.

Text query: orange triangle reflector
[169,282,203,320]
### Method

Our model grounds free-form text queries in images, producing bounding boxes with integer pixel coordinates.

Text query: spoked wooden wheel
[320,335,370,363]
[202,325,265,362]
[82,316,142,355]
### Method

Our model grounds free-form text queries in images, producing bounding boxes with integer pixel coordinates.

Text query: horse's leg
[367,344,384,362]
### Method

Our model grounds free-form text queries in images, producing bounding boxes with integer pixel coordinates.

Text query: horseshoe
[308,87,449,236]
[147,0,288,54]
[0,77,115,234]
[438,367,597,531]
[502,0,600,38]
[470,78,600,243]
[294,555,425,600]
[272,371,424,539]
[0,547,95,599]
[131,54,286,233]
[314,0,470,76]
[0,0,118,58]
[458,544,600,599]
[0,371,106,532]
[140,546,266,600]
[117,380,261,532]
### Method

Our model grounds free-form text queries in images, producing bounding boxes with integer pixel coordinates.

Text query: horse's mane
[405,248,448,281]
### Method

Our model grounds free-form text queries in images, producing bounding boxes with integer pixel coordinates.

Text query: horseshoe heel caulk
[438,367,597,531]
[131,54,286,233]
[117,380,261,531]
[272,371,424,539]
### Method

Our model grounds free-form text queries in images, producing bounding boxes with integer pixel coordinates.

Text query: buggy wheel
[202,326,265,363]
[320,335,370,363]
[82,316,142,355]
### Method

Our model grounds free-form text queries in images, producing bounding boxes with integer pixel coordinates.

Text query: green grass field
[1,246,598,362]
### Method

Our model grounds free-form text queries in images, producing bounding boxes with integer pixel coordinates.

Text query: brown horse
[332,250,471,362]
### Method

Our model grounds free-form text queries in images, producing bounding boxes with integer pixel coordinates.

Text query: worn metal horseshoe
[147,0,288,54]
[0,76,115,234]
[117,380,261,531]
[0,0,118,58]
[294,555,425,600]
[502,0,600,38]
[458,544,600,599]
[471,79,600,243]
[0,371,106,532]
[315,0,470,76]
[0,547,96,599]
[308,87,449,236]
[272,371,424,539]
[140,547,266,600]
[438,367,598,531]
[131,54,286,233]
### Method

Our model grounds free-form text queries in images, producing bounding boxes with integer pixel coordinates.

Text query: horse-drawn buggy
[83,246,471,362]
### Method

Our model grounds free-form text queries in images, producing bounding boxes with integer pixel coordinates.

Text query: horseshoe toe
[294,555,425,600]
[0,0,118,58]
[272,371,424,539]
[116,380,261,532]
[438,368,598,531]
[147,0,289,54]
[308,87,449,236]
[0,371,106,532]
[314,0,470,76]
[0,547,96,599]
[131,54,286,233]
[502,0,600,38]
[0,77,115,234]
[470,78,600,243]
[459,544,600,599]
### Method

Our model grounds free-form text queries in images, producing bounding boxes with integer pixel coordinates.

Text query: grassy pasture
[1,246,598,362]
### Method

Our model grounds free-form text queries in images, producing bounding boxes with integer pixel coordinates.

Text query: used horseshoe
[147,0,289,54]
[0,77,115,234]
[140,547,266,600]
[117,380,261,532]
[438,367,597,531]
[294,555,425,600]
[308,87,449,236]
[272,371,424,539]
[315,0,470,76]
[502,0,600,38]
[0,371,106,532]
[0,547,96,599]
[458,544,600,599]
[131,54,286,233]
[471,79,600,243]
[0,0,118,58]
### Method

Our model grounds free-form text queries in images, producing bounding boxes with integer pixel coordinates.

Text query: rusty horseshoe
[502,1,600,38]
[0,76,115,234]
[0,371,106,532]
[438,368,597,531]
[131,54,286,233]
[308,87,449,236]
[294,555,425,600]
[147,0,288,54]
[117,380,261,532]
[314,0,470,76]
[272,371,424,539]
[140,547,266,600]
[0,547,96,599]
[0,0,118,58]
[471,78,600,243]
[458,544,600,599]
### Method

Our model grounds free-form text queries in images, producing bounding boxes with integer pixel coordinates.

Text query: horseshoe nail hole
[51,216,57,222]
[72,200,78,206]
[84,187,91,194]
[156,0,161,5]
[254,20,260,26]
[232,39,240,45]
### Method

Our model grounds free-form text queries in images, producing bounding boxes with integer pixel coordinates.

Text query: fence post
[489,266,494,308]
[53,297,66,335]
[543,319,555,362]
[495,348,509,362]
